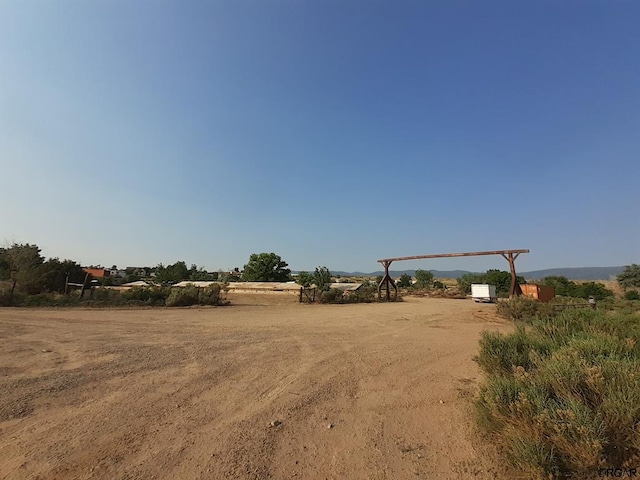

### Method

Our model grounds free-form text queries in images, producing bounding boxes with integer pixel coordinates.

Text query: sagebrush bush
[0,284,227,308]
[475,328,554,376]
[344,285,377,303]
[20,293,80,307]
[165,284,227,307]
[495,296,555,321]
[476,308,640,478]
[199,283,226,306]
[318,288,344,304]
[122,286,171,305]
[0,289,19,306]
[316,285,378,304]
[624,290,640,301]
[166,285,201,307]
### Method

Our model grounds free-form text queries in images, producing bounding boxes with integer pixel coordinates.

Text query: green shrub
[199,283,227,306]
[0,289,17,306]
[313,266,332,292]
[121,286,171,305]
[540,276,614,300]
[397,274,412,288]
[495,297,555,321]
[415,270,434,289]
[503,431,559,480]
[318,288,344,304]
[624,290,640,301]
[1,284,227,308]
[316,285,378,304]
[166,285,200,307]
[344,285,376,303]
[165,284,227,307]
[576,282,615,301]
[457,270,525,297]
[476,308,640,477]
[475,328,554,376]
[598,297,640,314]
[295,271,313,287]
[21,293,80,307]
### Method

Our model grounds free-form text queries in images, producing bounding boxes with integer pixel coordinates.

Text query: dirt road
[0,297,512,479]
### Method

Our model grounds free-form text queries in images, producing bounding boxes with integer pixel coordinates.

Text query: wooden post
[79,273,90,298]
[377,261,398,301]
[501,252,523,298]
[9,277,17,305]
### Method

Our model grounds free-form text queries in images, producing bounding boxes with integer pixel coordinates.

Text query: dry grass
[476,306,640,479]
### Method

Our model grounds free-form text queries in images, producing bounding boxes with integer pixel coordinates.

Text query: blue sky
[1,0,638,273]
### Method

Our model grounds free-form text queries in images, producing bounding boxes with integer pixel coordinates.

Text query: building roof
[121,280,152,287]
[173,281,301,292]
[173,281,218,288]
[329,283,362,292]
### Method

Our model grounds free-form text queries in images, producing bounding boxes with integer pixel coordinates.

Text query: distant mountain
[324,266,626,281]
[520,266,625,281]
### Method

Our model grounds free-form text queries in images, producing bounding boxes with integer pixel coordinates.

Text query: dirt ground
[0,296,514,480]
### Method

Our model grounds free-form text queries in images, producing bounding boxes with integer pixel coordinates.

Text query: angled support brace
[377,260,398,301]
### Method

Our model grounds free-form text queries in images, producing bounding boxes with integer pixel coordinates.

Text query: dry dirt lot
[0,296,513,480]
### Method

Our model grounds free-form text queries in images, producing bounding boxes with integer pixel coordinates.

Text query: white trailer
[471,284,497,303]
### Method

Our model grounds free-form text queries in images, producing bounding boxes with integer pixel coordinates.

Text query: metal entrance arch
[377,249,529,301]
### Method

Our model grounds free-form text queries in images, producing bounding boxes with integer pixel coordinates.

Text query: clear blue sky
[1,1,639,273]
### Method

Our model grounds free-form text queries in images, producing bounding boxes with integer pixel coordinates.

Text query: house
[82,267,110,279]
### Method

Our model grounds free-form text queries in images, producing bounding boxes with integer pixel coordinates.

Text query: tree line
[2,242,639,304]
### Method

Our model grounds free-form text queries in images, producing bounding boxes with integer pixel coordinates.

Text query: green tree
[39,258,86,293]
[574,282,614,301]
[456,272,486,295]
[541,276,579,297]
[242,253,291,282]
[296,271,314,287]
[540,275,613,300]
[126,273,141,283]
[485,269,525,297]
[155,261,190,284]
[3,243,45,297]
[397,273,412,288]
[313,266,332,291]
[457,270,524,296]
[618,264,640,290]
[415,269,434,289]
[189,264,216,281]
[0,248,10,281]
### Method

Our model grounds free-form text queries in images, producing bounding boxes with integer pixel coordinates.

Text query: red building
[82,268,110,279]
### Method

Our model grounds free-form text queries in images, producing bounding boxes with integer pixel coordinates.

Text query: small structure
[471,284,497,303]
[520,284,555,302]
[329,283,362,293]
[82,267,110,278]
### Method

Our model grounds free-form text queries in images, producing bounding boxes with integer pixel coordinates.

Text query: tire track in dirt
[0,300,513,480]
